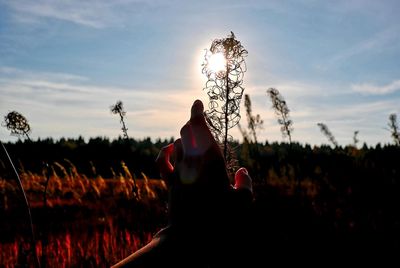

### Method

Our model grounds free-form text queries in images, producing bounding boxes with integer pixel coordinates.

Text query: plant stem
[282,113,292,144]
[119,113,128,139]
[1,141,40,268]
[223,57,230,162]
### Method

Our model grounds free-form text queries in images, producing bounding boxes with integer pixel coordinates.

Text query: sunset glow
[0,1,399,145]
[208,53,226,74]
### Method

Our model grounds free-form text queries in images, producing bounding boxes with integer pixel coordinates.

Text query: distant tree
[2,111,32,140]
[110,101,129,139]
[388,113,400,146]
[267,88,293,143]
[317,123,338,147]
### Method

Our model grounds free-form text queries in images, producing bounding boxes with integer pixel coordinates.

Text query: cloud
[280,98,398,146]
[1,67,398,146]
[352,80,400,95]
[2,0,312,29]
[317,26,399,71]
[0,67,88,82]
[242,79,399,145]
[0,67,199,142]
[3,0,153,28]
[0,70,189,113]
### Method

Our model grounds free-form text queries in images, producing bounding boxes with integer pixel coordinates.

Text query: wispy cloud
[318,26,399,71]
[2,0,299,29]
[1,67,398,146]
[352,80,400,95]
[0,67,88,82]
[242,79,399,145]
[281,98,398,146]
[0,67,197,141]
[3,0,153,28]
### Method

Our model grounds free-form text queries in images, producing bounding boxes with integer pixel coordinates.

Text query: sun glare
[208,52,226,73]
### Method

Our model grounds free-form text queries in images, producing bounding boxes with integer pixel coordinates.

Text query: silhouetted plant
[237,122,249,143]
[388,113,400,146]
[110,101,129,139]
[317,123,338,147]
[0,140,39,267]
[2,111,53,267]
[2,111,31,140]
[267,88,293,143]
[238,94,263,144]
[202,31,248,167]
[238,94,263,181]
[110,101,140,197]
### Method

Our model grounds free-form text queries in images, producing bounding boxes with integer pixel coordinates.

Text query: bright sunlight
[208,52,226,73]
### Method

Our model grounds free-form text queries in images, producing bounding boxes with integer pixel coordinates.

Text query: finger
[176,131,199,185]
[189,100,216,153]
[155,143,174,179]
[180,122,197,156]
[234,167,253,193]
[190,99,207,126]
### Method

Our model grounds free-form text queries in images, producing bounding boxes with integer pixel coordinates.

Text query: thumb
[234,168,253,193]
[155,143,174,179]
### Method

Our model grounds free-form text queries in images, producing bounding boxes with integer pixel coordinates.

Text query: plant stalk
[223,55,230,161]
[1,141,40,268]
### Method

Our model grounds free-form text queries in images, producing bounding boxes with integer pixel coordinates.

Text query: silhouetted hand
[112,100,252,268]
[160,99,251,218]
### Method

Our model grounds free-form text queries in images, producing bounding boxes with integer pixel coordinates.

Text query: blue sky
[0,0,399,146]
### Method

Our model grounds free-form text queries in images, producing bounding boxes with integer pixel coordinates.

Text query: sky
[0,0,399,146]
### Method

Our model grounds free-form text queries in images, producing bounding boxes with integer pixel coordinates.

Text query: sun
[207,52,226,73]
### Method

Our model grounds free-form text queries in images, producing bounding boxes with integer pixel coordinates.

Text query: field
[0,162,168,267]
[1,140,400,266]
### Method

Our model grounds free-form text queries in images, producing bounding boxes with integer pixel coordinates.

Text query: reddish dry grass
[0,162,167,267]
[0,219,153,267]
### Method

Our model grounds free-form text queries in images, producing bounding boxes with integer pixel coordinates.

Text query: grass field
[1,148,400,266]
[0,162,168,267]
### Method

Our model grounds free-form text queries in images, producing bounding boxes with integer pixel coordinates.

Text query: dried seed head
[2,111,31,140]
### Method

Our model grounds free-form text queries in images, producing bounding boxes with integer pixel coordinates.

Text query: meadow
[1,138,400,266]
[0,159,168,267]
